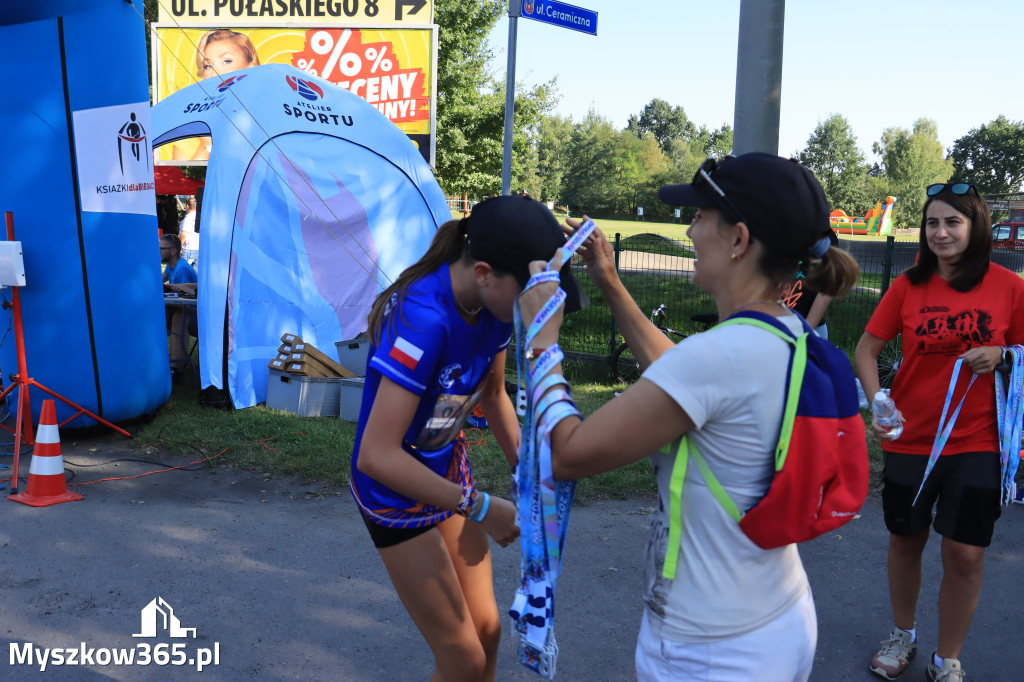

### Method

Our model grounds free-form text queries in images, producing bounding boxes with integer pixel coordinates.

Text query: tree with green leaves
[694,124,734,160]
[798,114,868,215]
[432,0,504,196]
[949,115,1024,194]
[432,1,559,198]
[562,111,622,214]
[535,114,574,203]
[626,98,697,159]
[871,118,953,229]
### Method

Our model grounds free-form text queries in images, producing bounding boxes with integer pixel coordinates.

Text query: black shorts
[361,514,437,549]
[881,450,1002,547]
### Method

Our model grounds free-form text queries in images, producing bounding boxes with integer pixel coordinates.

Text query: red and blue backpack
[663,311,869,577]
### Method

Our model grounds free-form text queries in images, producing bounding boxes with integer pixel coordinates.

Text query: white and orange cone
[9,399,82,507]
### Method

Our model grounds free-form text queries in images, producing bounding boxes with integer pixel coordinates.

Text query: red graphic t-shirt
[865,263,1024,455]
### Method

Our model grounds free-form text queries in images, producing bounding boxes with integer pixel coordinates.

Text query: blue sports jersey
[350,264,512,528]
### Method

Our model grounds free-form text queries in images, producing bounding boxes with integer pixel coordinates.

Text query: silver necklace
[452,288,482,317]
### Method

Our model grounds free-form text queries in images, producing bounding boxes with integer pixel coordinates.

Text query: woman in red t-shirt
[855,183,1024,681]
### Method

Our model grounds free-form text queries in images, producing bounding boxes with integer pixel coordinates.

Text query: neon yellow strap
[660,317,806,580]
[717,317,807,471]
[661,437,686,580]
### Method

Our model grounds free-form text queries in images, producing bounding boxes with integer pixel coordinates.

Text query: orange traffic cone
[10,399,82,507]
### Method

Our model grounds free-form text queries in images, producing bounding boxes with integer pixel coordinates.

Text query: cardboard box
[335,338,370,377]
[267,353,290,372]
[277,333,354,377]
[266,369,341,417]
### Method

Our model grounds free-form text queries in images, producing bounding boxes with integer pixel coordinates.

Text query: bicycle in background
[611,304,717,383]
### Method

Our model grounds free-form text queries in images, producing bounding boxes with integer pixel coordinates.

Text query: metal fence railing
[554,233,1024,368]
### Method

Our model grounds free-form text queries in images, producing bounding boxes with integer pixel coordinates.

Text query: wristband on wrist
[997,346,1013,372]
[469,491,491,523]
[456,486,475,516]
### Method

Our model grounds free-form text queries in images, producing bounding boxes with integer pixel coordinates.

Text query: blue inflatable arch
[0,1,170,427]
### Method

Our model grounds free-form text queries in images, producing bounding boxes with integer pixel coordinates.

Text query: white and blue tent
[152,64,450,408]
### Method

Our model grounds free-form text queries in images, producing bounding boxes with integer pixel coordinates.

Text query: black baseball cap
[658,153,832,258]
[465,195,588,313]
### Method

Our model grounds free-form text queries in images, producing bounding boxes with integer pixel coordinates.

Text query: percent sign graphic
[299,30,394,80]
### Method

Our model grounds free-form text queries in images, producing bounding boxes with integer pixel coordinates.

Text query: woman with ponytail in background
[349,195,587,681]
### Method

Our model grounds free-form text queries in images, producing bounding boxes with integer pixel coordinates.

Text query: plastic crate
[335,338,370,377]
[266,369,341,417]
[339,377,365,422]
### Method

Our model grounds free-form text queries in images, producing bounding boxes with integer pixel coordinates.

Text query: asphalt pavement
[0,432,1021,681]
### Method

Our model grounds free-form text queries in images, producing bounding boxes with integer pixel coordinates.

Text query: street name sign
[520,0,598,36]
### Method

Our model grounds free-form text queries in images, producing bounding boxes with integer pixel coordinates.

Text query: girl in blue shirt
[351,195,586,681]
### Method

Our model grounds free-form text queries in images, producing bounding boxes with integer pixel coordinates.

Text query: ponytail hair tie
[809,235,831,258]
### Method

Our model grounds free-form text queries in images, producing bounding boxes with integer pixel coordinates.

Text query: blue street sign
[520,0,598,36]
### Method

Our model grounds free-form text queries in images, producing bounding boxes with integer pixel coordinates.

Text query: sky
[486,0,1024,162]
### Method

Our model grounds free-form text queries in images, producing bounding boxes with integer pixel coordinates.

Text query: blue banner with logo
[152,63,450,408]
[0,1,169,427]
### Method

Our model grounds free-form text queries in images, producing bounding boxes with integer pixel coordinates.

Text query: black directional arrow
[396,0,428,21]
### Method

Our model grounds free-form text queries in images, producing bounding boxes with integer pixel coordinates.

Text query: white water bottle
[872,391,903,440]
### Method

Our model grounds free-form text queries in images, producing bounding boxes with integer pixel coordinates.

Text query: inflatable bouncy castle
[830,196,897,236]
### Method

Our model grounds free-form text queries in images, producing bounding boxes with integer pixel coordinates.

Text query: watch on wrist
[525,347,548,361]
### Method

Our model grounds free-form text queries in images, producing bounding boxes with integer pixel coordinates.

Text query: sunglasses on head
[926,182,976,197]
[692,156,752,227]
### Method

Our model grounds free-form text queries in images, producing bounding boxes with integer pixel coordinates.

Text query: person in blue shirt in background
[350,195,587,681]
[161,234,198,374]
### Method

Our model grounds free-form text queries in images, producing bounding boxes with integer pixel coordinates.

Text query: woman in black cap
[518,153,859,681]
[350,195,586,681]
[855,183,1024,682]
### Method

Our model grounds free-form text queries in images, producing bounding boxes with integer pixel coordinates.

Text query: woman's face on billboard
[201,40,252,79]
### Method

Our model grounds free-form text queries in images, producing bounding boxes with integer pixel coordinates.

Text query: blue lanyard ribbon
[914,359,977,506]
[508,219,595,679]
[995,346,1024,504]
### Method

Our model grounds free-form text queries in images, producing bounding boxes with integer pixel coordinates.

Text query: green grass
[590,217,690,242]
[136,364,889,501]
[133,365,659,499]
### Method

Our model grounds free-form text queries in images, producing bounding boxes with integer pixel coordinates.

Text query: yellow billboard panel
[158,0,433,26]
[153,25,435,163]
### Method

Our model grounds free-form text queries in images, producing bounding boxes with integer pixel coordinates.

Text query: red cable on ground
[67,449,228,487]
[65,434,284,486]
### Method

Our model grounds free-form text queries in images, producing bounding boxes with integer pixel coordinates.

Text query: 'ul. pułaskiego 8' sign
[152,1,436,164]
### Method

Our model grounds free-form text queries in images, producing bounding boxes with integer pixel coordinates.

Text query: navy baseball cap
[465,195,588,313]
[659,153,832,258]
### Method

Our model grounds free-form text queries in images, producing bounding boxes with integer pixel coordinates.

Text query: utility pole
[732,0,785,155]
[501,1,521,195]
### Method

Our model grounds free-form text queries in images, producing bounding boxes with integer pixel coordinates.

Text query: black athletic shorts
[361,514,437,549]
[881,450,1002,547]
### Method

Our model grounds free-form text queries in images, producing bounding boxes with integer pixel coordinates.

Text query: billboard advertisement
[152,1,435,164]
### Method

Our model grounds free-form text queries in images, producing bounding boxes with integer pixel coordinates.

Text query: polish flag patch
[389,337,424,371]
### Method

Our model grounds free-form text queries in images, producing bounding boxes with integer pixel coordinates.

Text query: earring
[730,253,739,261]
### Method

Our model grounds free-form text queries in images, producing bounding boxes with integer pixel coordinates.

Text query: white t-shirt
[179,211,199,251]
[641,314,811,643]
